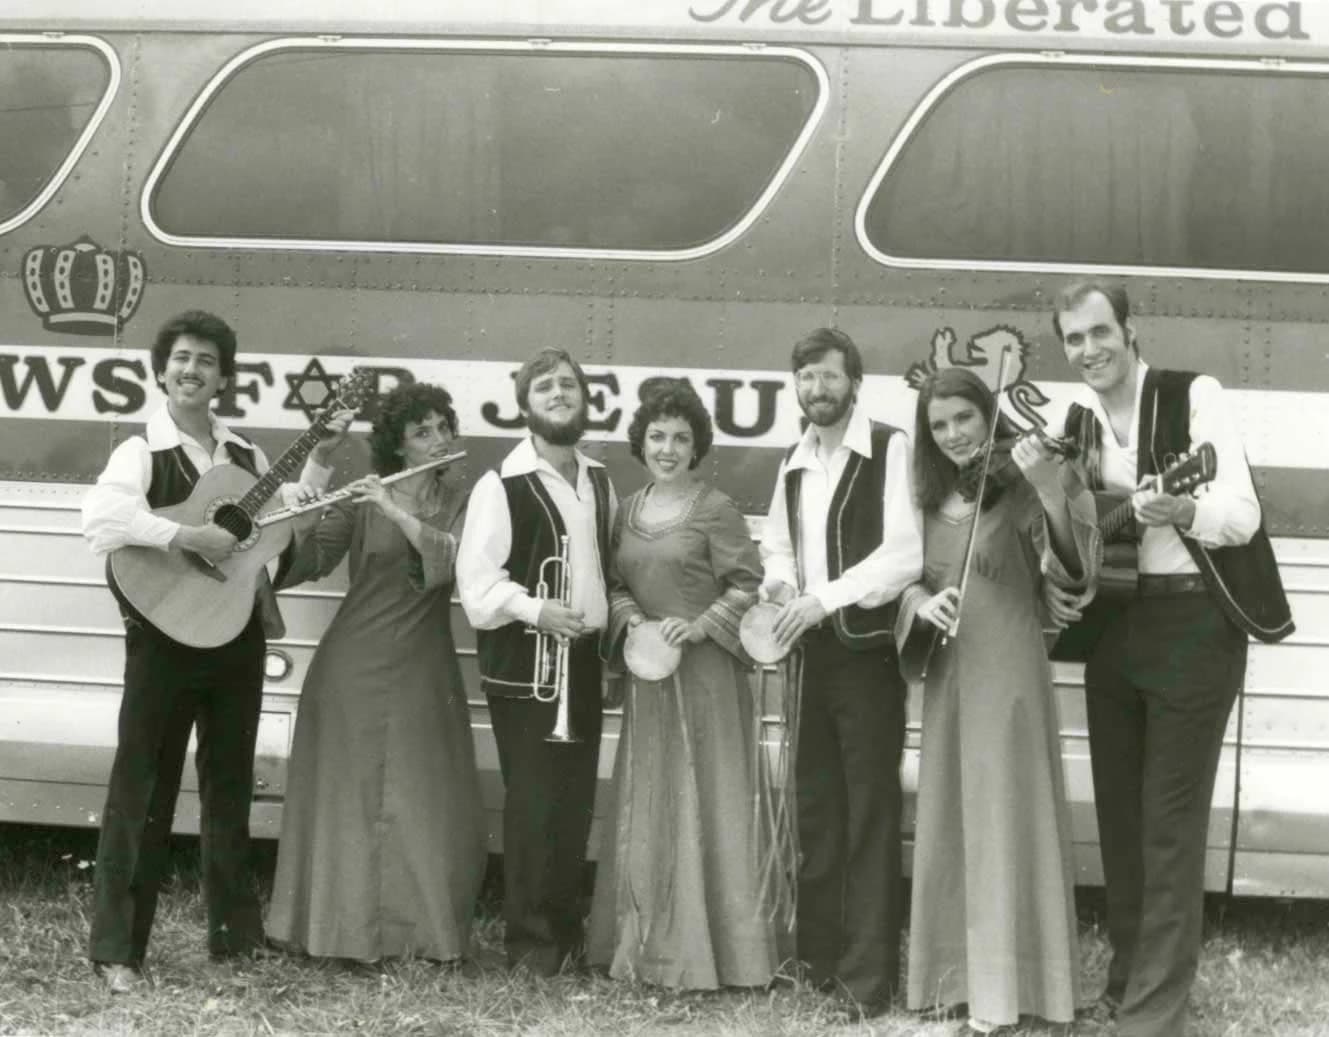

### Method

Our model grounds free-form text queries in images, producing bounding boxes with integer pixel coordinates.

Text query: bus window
[148,44,822,256]
[0,44,111,230]
[860,57,1329,280]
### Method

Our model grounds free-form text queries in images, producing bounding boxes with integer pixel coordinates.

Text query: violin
[955,427,1079,509]
[943,347,1079,645]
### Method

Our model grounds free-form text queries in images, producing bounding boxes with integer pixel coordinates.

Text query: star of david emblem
[283,358,342,421]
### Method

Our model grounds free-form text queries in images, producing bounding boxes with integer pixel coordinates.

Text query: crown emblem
[22,236,146,336]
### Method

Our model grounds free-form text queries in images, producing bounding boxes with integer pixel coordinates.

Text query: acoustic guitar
[1048,442,1217,662]
[108,367,376,649]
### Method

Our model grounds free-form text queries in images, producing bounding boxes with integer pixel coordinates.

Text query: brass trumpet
[528,534,579,744]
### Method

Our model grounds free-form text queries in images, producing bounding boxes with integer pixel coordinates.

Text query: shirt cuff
[1183,493,1224,546]
[129,511,181,550]
[508,592,543,628]
[809,578,857,615]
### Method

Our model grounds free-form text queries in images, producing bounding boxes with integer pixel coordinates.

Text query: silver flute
[256,450,467,528]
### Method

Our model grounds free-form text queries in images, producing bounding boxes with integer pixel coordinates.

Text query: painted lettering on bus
[850,0,1308,38]
[707,377,783,438]
[91,358,148,416]
[480,374,782,439]
[690,0,1311,39]
[690,0,832,23]
[0,355,86,412]
[214,361,274,420]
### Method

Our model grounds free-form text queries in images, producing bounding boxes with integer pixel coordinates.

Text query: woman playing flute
[266,382,485,963]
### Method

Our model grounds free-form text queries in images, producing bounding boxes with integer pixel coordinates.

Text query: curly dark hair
[368,382,458,476]
[626,377,713,470]
[150,310,237,381]
[912,367,1021,514]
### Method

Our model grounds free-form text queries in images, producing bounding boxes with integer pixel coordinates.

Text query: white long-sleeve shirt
[456,437,616,632]
[81,405,330,557]
[760,405,923,612]
[1079,362,1261,575]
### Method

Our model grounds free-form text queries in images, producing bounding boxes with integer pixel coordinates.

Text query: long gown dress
[266,495,486,962]
[587,484,785,990]
[897,475,1100,1026]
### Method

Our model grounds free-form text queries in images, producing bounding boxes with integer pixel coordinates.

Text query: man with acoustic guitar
[1045,281,1293,1037]
[80,310,351,992]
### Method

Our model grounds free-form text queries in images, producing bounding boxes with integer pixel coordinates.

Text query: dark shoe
[93,962,145,995]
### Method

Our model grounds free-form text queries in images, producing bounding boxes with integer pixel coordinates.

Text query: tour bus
[2,0,1326,899]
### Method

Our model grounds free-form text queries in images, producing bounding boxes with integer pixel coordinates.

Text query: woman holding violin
[897,366,1100,1035]
[587,378,782,990]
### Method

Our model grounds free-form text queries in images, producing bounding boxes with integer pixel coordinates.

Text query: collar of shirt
[144,404,251,457]
[785,404,872,472]
[499,435,603,486]
[1079,360,1150,451]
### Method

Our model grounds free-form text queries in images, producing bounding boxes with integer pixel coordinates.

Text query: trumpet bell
[739,602,791,665]
[624,620,682,682]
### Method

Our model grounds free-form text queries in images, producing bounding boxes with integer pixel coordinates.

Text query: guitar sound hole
[213,504,254,542]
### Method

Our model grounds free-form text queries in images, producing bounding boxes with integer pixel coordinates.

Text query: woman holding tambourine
[587,378,782,991]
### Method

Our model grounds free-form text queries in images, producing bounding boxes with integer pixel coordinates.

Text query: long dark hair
[913,367,1021,514]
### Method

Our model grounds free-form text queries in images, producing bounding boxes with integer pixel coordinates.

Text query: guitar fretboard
[236,416,332,517]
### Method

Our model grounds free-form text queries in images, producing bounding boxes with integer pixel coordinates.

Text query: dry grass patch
[1,825,1326,1036]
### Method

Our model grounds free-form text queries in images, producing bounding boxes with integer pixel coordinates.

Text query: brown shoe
[93,962,145,995]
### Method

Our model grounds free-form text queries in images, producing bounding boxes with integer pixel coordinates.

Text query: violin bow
[942,344,1015,646]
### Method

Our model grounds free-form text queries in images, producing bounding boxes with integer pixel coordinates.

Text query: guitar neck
[1100,497,1135,540]
[236,420,329,516]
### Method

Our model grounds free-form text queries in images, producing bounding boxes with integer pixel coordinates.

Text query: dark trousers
[487,641,603,974]
[89,614,266,966]
[795,627,907,1005]
[1086,592,1246,1037]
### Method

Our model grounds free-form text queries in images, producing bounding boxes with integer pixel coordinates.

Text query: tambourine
[739,601,791,665]
[624,620,682,681]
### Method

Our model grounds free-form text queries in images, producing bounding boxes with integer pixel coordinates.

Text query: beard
[526,406,587,446]
[798,387,855,428]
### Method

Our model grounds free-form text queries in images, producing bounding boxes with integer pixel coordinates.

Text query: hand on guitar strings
[171,522,238,565]
[1131,475,1197,530]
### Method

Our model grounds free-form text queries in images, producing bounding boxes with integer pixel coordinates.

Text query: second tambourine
[739,601,791,665]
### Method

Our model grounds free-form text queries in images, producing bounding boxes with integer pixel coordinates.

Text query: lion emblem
[905,325,1051,429]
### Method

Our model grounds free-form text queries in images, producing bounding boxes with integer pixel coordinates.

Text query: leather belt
[1137,573,1207,596]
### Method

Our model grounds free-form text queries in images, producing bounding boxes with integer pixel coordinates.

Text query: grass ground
[1,825,1327,1036]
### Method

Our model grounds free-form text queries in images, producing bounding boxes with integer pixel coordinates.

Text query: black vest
[1067,368,1293,644]
[145,441,260,508]
[475,465,612,698]
[785,421,900,652]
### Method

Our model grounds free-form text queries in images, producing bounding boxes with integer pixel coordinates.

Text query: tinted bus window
[863,62,1329,277]
[0,46,110,226]
[150,47,819,252]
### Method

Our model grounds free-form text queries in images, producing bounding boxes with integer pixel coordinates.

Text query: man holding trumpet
[457,348,616,977]
[758,328,923,1015]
